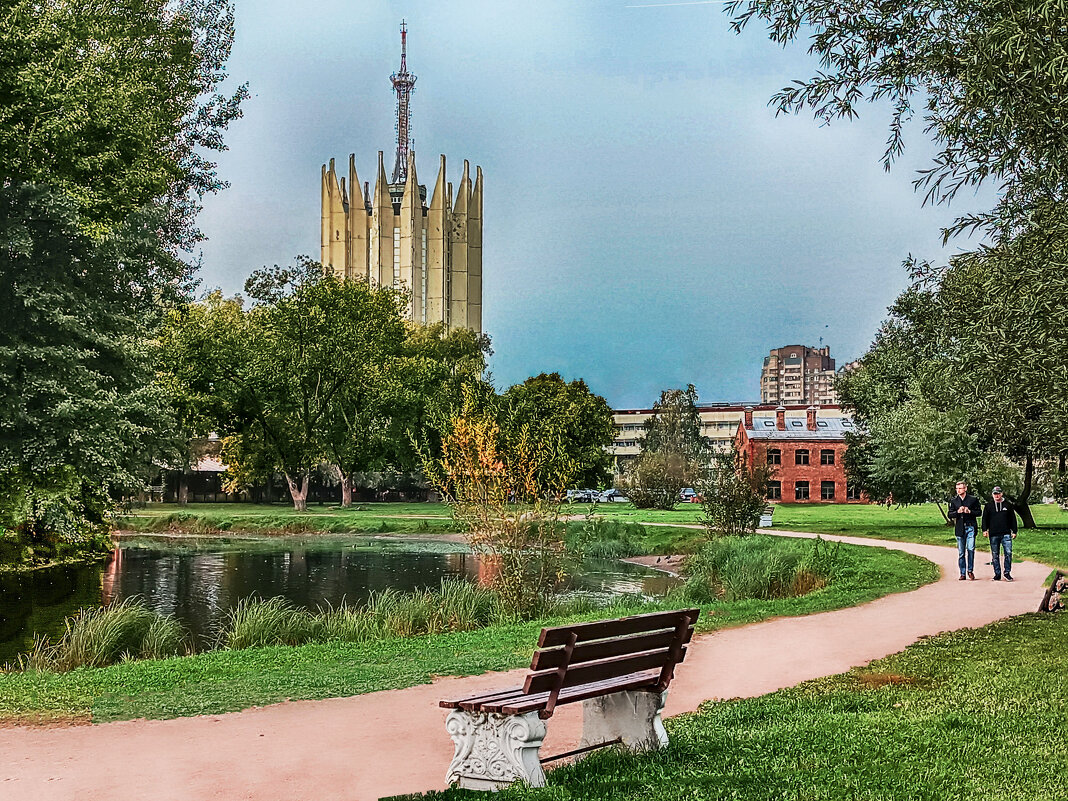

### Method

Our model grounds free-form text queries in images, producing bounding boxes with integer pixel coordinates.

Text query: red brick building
[735,406,864,503]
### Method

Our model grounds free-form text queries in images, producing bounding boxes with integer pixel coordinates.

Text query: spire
[390,20,417,184]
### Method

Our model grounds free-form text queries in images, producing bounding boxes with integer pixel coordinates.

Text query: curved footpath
[0,531,1053,801]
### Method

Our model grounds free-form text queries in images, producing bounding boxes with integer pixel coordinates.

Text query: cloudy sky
[196,0,992,408]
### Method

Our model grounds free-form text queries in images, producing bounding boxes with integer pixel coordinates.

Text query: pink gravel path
[0,531,1053,801]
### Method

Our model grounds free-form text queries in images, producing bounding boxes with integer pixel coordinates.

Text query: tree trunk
[934,501,950,524]
[340,473,352,508]
[1016,452,1037,529]
[178,470,190,506]
[286,472,309,512]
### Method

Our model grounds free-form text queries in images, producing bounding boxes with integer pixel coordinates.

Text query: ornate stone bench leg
[579,689,669,751]
[445,709,547,790]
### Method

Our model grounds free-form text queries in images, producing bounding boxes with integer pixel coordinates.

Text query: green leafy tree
[500,373,615,491]
[618,385,710,509]
[0,186,180,557]
[186,263,407,510]
[0,0,247,246]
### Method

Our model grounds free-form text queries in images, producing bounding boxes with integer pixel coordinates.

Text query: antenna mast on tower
[390,20,417,184]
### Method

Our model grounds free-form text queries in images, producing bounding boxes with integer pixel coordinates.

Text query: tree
[0,0,247,247]
[0,185,180,555]
[618,385,710,509]
[182,264,407,511]
[500,373,615,491]
[700,449,775,537]
[421,388,574,618]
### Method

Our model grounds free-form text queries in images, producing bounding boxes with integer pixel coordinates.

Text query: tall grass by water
[222,578,500,649]
[18,597,187,671]
[682,535,840,603]
[565,518,652,559]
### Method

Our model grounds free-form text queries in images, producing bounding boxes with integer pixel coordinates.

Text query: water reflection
[0,537,678,662]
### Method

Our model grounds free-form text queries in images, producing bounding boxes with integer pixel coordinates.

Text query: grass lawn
[409,610,1068,800]
[0,540,935,725]
[581,501,1068,570]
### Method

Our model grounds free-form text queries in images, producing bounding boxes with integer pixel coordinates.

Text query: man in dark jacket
[982,486,1018,581]
[948,481,982,580]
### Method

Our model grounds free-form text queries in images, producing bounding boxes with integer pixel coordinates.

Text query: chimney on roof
[744,406,754,429]
[807,405,818,431]
[776,406,786,430]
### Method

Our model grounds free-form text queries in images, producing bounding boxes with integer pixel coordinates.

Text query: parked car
[679,487,700,503]
[566,489,599,503]
[598,489,629,503]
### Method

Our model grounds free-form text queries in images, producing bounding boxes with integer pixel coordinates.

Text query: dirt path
[0,531,1052,801]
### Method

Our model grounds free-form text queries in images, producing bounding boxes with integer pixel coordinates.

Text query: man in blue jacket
[982,486,1018,581]
[948,481,982,580]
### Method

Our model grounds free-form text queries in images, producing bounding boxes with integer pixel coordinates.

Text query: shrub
[699,450,774,538]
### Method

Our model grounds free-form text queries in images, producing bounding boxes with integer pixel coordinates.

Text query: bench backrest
[524,608,699,715]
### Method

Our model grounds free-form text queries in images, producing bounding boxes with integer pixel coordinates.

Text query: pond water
[0,534,678,663]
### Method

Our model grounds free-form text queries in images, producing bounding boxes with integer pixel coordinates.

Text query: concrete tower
[319,23,483,333]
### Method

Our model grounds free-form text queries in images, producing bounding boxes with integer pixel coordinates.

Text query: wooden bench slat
[523,645,686,695]
[530,626,694,671]
[439,686,525,710]
[538,608,699,647]
[498,671,661,715]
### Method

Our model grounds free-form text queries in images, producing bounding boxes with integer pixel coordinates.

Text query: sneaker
[992,576,1001,581]
[959,575,967,581]
[1005,575,1014,582]
[968,572,976,581]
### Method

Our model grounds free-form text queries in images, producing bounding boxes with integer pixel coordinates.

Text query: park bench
[440,607,699,790]
[758,505,774,528]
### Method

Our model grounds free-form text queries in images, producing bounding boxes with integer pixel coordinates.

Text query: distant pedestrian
[948,481,982,581]
[982,486,1018,581]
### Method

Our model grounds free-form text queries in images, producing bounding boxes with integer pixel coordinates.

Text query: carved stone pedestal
[579,689,669,751]
[445,709,547,790]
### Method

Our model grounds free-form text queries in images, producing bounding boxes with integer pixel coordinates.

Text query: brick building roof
[744,416,856,441]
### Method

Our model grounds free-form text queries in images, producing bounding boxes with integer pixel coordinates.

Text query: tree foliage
[0,185,183,556]
[0,0,247,246]
[618,385,710,509]
[421,388,573,618]
[699,449,775,538]
[726,0,1068,236]
[500,373,615,491]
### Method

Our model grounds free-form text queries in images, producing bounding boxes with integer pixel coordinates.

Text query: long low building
[610,402,844,467]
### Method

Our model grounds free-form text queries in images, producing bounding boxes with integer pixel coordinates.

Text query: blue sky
[196,0,992,408]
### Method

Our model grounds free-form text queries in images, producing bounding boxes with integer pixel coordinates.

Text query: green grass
[409,611,1068,800]
[0,540,935,725]
[768,502,1068,570]
[579,501,1068,570]
[116,502,459,537]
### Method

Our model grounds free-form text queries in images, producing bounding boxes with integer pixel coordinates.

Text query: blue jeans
[990,533,1013,578]
[956,525,976,575]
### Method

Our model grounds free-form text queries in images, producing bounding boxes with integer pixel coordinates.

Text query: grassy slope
[411,611,1068,801]
[0,541,935,725]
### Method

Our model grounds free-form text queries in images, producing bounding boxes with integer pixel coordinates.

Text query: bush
[682,535,840,602]
[699,450,774,537]
[19,597,187,671]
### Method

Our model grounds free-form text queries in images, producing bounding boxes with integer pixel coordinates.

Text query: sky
[195,0,993,409]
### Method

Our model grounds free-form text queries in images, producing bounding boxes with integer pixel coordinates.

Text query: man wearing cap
[982,486,1018,581]
[948,481,982,580]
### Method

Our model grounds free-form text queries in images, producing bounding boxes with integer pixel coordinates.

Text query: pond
[0,534,679,663]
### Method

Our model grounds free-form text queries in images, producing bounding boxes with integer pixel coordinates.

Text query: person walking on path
[982,486,1018,581]
[948,481,982,580]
